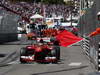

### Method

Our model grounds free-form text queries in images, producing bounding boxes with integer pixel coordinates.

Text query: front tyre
[20,48,27,63]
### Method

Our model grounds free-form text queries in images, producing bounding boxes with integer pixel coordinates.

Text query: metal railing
[80,37,98,71]
[81,38,90,56]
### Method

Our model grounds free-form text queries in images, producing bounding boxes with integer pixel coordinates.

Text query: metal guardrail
[81,38,90,56]
[80,37,98,71]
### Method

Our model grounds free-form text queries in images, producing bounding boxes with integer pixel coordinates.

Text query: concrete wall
[0,10,19,44]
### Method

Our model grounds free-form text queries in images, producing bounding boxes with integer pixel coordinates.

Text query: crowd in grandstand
[0,0,79,40]
[0,1,72,20]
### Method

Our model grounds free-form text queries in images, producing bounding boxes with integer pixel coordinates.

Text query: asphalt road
[0,43,95,75]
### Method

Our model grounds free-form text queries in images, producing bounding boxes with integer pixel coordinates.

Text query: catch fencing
[79,0,100,71]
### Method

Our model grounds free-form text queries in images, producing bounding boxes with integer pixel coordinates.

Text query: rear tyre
[55,46,60,60]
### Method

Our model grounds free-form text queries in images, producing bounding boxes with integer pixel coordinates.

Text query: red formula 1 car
[20,38,60,64]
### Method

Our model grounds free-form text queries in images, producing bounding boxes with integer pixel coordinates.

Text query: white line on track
[68,62,82,66]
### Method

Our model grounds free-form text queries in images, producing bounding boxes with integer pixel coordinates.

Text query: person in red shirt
[71,26,79,36]
[26,32,36,40]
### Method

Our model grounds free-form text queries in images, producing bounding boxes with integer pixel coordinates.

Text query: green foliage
[41,0,65,4]
[9,0,41,3]
[65,1,75,6]
[9,0,65,4]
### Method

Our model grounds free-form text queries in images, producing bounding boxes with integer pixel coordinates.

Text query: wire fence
[78,0,100,70]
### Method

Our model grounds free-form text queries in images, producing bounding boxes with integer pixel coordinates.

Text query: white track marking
[68,62,82,66]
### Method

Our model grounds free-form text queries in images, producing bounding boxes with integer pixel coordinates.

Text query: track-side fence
[81,38,90,56]
[80,37,98,71]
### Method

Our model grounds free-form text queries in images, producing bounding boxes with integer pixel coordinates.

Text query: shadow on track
[0,54,6,58]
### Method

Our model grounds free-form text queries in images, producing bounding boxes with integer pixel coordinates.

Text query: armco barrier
[80,38,98,71]
[81,38,90,56]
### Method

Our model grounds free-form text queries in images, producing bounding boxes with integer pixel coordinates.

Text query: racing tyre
[51,47,60,63]
[51,49,57,64]
[20,48,27,63]
[55,46,60,60]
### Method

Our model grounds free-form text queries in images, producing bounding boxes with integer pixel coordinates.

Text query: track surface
[0,43,95,75]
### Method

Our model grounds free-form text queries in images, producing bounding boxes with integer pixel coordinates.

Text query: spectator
[71,26,79,36]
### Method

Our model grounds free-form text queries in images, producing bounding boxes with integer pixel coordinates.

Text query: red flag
[56,30,83,47]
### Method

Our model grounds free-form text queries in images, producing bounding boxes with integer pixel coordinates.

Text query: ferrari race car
[20,38,60,63]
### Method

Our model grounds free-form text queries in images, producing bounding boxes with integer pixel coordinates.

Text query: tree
[9,0,65,4]
[65,1,74,6]
[41,0,65,4]
[9,0,41,3]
